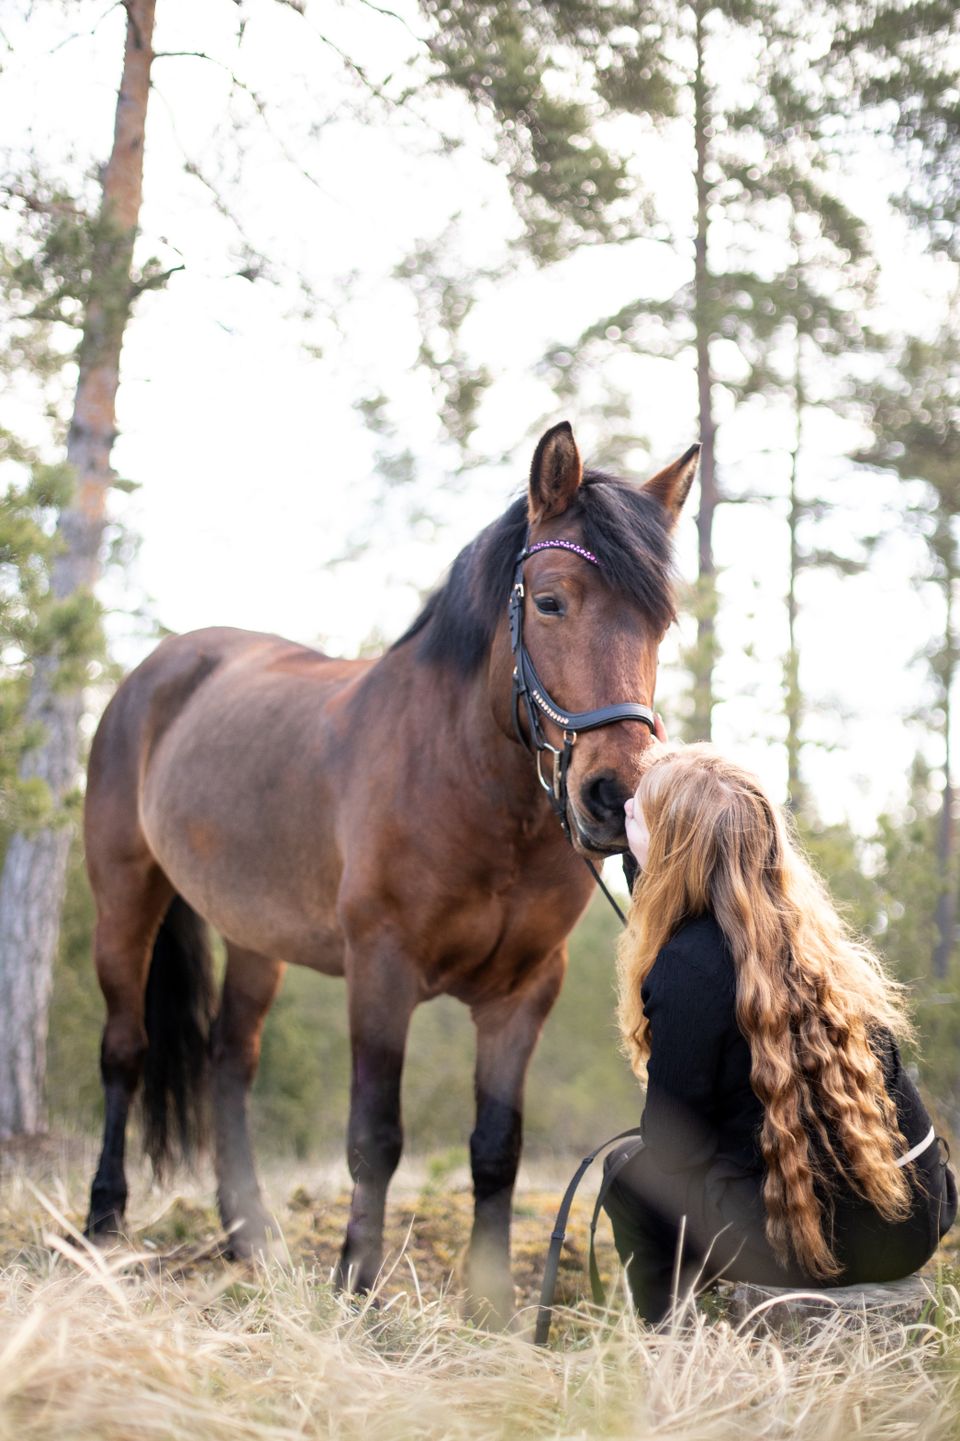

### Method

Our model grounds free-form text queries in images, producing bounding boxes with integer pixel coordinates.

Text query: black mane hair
[392,472,678,677]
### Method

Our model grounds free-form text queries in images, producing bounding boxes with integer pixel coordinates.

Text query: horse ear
[641,443,700,523]
[528,421,583,523]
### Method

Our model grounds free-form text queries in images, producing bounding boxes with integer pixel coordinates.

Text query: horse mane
[391,471,678,677]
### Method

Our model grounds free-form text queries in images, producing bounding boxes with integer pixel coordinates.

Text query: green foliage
[418,2,640,262]
[45,840,104,1130]
[794,814,877,939]
[871,775,960,1125]
[394,226,496,456]
[833,1,960,258]
[0,444,73,830]
[529,1,883,746]
[796,771,960,1128]
[858,319,960,511]
[0,164,161,838]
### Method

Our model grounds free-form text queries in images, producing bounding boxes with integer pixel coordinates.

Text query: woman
[603,742,957,1324]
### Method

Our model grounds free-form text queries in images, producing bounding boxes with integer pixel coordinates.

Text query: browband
[520,539,600,567]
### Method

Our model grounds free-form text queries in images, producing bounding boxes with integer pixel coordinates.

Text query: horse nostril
[582,771,630,826]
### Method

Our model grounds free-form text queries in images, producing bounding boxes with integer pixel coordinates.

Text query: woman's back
[609,742,957,1319]
[639,911,953,1280]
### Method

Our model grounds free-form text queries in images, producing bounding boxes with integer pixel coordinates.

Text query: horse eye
[534,595,563,616]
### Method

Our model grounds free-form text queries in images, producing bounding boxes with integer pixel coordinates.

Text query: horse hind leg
[87,858,173,1236]
[212,944,285,1258]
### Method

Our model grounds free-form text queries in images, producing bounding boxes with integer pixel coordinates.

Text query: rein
[508,533,652,923]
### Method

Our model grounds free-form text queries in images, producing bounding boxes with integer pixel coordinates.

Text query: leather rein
[508,534,654,922]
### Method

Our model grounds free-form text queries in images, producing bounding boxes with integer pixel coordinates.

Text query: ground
[3,1139,960,1441]
[0,1138,623,1320]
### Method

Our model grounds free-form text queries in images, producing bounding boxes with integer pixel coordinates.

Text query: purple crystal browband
[521,540,600,567]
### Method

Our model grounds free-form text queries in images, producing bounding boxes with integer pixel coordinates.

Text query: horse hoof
[219,1191,281,1261]
[333,1245,382,1296]
[84,1208,127,1242]
[223,1221,282,1262]
[461,1285,515,1329]
[462,1251,515,1327]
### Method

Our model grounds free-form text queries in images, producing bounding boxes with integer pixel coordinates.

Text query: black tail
[141,896,215,1177]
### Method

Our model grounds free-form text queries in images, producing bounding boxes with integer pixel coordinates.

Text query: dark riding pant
[601,1139,958,1325]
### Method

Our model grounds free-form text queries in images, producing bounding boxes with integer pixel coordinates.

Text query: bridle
[508,532,655,919]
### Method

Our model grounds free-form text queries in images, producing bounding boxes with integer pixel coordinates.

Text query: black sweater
[639,913,934,1185]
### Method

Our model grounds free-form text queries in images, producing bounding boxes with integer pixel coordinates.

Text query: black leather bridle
[508,532,655,917]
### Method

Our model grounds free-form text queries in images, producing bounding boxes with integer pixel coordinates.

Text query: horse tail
[141,895,215,1177]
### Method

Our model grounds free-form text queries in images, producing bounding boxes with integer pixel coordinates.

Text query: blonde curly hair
[618,744,914,1279]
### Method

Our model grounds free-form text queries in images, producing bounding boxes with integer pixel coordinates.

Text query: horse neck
[370,633,551,827]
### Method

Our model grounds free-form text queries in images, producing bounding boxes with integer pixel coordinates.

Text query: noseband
[508,533,655,888]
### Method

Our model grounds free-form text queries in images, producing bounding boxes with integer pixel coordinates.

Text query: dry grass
[1,1147,959,1440]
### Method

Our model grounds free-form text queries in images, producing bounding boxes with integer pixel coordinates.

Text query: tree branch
[152,50,334,195]
[48,1,122,56]
[129,263,185,299]
[0,181,83,219]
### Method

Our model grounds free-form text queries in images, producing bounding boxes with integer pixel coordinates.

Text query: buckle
[535,743,561,796]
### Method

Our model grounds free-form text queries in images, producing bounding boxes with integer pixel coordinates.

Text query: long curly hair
[617,745,914,1280]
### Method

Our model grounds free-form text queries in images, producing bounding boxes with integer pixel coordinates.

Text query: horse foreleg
[467,950,565,1321]
[212,944,285,1258]
[335,950,419,1294]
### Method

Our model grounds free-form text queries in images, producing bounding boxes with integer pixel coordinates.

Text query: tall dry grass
[1,1160,958,1441]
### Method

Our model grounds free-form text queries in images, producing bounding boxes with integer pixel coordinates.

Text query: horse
[83,420,697,1314]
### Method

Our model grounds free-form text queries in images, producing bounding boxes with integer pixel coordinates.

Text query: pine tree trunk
[0,0,157,1138]
[690,0,717,741]
[785,323,804,811]
[933,567,955,980]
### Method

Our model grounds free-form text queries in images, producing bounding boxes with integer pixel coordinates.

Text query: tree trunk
[784,322,804,812]
[933,563,955,980]
[0,0,157,1137]
[690,0,717,741]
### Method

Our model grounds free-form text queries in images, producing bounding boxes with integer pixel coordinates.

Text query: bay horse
[83,421,697,1314]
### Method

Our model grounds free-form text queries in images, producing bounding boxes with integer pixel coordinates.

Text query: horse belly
[139,670,348,974]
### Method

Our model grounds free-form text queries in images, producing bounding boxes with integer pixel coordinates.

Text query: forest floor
[2,1139,960,1440]
[0,1137,621,1314]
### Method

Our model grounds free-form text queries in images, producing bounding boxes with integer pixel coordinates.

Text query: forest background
[1,0,959,1161]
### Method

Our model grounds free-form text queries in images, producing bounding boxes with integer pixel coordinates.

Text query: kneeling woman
[605,744,957,1324]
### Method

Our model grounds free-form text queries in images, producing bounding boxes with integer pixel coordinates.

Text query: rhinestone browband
[521,540,600,567]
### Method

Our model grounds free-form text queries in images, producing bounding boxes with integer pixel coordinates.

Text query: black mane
[391,471,678,676]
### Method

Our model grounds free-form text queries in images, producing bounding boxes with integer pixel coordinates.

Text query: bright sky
[1,0,953,838]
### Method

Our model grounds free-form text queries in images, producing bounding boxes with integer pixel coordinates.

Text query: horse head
[504,420,698,856]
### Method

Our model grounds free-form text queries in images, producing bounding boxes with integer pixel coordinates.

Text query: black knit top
[639,913,934,1184]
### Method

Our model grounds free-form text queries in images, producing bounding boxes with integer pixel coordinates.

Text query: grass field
[2,1140,960,1440]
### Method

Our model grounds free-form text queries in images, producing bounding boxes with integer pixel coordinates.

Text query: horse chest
[414,876,590,1003]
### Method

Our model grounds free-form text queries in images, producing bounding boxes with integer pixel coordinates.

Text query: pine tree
[757,208,879,810]
[0,0,641,1136]
[833,1,960,261]
[856,312,960,979]
[533,2,879,741]
[0,1,158,1136]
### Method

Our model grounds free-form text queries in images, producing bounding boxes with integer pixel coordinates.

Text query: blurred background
[1,0,959,1159]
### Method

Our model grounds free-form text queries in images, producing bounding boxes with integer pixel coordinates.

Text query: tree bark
[0,0,157,1137]
[690,0,717,741]
[784,321,804,812]
[933,560,955,980]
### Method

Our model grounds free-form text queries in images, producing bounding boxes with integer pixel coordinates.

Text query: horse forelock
[391,471,677,676]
